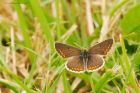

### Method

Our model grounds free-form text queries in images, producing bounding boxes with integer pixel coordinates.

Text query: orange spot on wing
[88,65,99,70]
[104,44,112,54]
[70,67,83,71]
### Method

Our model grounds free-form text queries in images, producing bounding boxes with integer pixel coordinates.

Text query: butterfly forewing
[87,55,104,71]
[55,42,81,58]
[66,56,84,73]
[88,39,113,55]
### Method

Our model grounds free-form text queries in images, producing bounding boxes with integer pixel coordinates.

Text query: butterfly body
[55,39,113,73]
[80,50,90,59]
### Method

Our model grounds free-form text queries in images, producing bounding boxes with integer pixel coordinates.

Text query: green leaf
[0,79,20,93]
[14,0,35,63]
[133,47,140,66]
[47,74,61,93]
[62,70,72,93]
[0,65,35,93]
[120,4,140,35]
[134,53,140,65]
[95,70,114,93]
[47,64,65,93]
[29,0,54,52]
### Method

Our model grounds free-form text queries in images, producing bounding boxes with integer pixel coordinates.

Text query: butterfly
[55,39,113,73]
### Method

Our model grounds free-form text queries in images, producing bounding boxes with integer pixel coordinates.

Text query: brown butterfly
[55,39,113,73]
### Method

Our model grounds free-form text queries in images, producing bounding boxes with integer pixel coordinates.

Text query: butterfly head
[80,50,90,59]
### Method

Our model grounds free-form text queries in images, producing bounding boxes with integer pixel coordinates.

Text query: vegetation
[0,0,140,93]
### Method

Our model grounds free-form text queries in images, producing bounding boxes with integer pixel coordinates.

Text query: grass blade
[62,70,72,93]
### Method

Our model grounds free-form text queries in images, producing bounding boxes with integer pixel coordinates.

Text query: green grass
[0,0,140,93]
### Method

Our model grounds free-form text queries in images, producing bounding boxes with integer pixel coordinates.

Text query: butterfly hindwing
[66,56,84,73]
[88,39,113,55]
[55,42,81,58]
[87,55,104,72]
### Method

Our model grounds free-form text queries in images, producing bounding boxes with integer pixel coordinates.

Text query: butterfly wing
[87,55,104,72]
[88,39,113,55]
[66,56,84,73]
[55,42,81,58]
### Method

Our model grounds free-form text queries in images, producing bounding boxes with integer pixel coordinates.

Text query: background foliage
[0,0,140,93]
